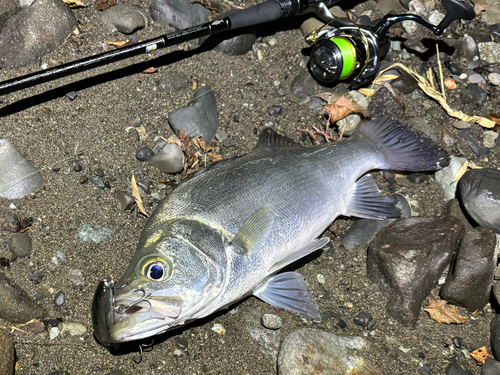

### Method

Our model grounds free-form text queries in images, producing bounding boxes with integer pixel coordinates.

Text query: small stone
[100,4,149,34]
[94,168,104,177]
[337,114,361,136]
[451,120,470,129]
[136,180,151,194]
[49,326,60,340]
[67,269,84,288]
[60,322,87,336]
[0,329,14,375]
[468,73,485,84]
[65,91,77,100]
[261,314,282,330]
[9,232,32,257]
[435,156,467,201]
[173,349,183,357]
[79,176,89,184]
[115,191,135,210]
[174,336,188,349]
[455,36,478,61]
[477,42,500,64]
[444,78,457,90]
[211,323,226,335]
[338,319,347,328]
[483,131,499,148]
[27,320,45,333]
[348,90,369,108]
[453,337,462,348]
[150,0,209,29]
[446,363,473,375]
[76,224,116,243]
[136,147,154,162]
[406,173,428,184]
[489,72,500,86]
[90,177,105,189]
[482,358,500,375]
[420,364,431,374]
[267,105,282,116]
[449,63,462,75]
[353,312,373,327]
[149,143,184,174]
[54,291,65,307]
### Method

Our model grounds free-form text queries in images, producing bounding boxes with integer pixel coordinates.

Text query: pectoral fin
[231,206,274,256]
[345,174,401,219]
[253,272,321,321]
[268,238,330,274]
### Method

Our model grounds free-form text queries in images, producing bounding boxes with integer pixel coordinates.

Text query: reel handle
[435,0,475,35]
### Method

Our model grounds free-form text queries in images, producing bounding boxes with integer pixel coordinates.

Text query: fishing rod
[0,0,475,95]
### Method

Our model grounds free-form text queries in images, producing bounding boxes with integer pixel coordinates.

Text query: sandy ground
[0,0,499,374]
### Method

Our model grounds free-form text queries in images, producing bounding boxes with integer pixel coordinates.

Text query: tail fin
[358,116,449,171]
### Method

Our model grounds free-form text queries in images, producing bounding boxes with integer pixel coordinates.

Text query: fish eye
[141,258,172,282]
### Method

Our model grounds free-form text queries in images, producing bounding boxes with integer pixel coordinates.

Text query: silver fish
[92,117,448,344]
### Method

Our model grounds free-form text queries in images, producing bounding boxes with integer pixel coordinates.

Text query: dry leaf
[488,113,500,125]
[142,67,157,74]
[470,346,491,365]
[209,152,223,162]
[131,175,149,217]
[178,130,197,176]
[423,300,469,324]
[106,40,129,47]
[324,96,356,124]
[444,78,457,90]
[452,160,482,183]
[473,0,487,15]
[62,0,86,7]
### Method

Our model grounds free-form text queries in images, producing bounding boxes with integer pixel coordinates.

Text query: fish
[92,116,448,345]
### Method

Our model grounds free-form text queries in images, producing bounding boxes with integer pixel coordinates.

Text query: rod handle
[228,0,282,29]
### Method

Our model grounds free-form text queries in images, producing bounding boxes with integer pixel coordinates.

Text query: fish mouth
[92,281,184,345]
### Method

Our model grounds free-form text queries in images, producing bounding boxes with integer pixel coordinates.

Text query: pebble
[454,36,478,61]
[449,63,462,75]
[406,173,428,184]
[278,329,378,375]
[489,72,500,85]
[9,232,32,257]
[244,309,280,360]
[54,291,65,307]
[60,322,87,336]
[0,272,44,322]
[76,224,116,243]
[0,329,14,375]
[440,227,497,311]
[420,364,432,374]
[174,336,188,349]
[51,250,66,265]
[337,114,361,136]
[170,86,219,142]
[391,70,419,94]
[90,176,106,189]
[316,274,325,284]
[446,363,473,375]
[338,319,347,328]
[483,131,499,148]
[477,42,500,64]
[353,312,373,327]
[349,90,369,108]
[149,0,209,29]
[173,349,183,357]
[267,105,282,116]
[149,143,184,174]
[468,73,485,84]
[156,71,190,93]
[491,315,500,360]
[451,120,470,129]
[115,191,135,210]
[453,337,462,348]
[261,314,282,330]
[100,4,149,34]
[136,180,151,194]
[135,147,154,162]
[49,326,60,340]
[206,22,256,56]
[482,358,500,375]
[0,139,43,199]
[0,0,77,68]
[367,216,464,326]
[435,156,467,201]
[406,116,440,143]
[67,269,84,288]
[459,169,500,233]
[211,323,226,335]
[461,128,490,158]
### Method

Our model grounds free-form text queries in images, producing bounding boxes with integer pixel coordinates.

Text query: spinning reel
[306,0,476,88]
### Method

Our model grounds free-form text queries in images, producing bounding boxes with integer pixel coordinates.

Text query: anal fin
[268,238,330,274]
[345,174,400,220]
[253,272,321,321]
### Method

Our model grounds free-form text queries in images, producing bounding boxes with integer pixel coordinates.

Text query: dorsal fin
[253,128,301,151]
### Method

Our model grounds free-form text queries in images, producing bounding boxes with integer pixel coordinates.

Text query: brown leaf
[209,152,223,162]
[423,300,469,324]
[193,136,213,152]
[106,40,129,47]
[470,346,491,365]
[324,96,356,123]
[178,130,196,176]
[142,67,157,74]
[62,0,85,7]
[131,175,149,217]
[96,0,116,10]
[473,0,487,15]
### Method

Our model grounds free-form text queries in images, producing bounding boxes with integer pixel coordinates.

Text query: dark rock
[135,147,154,162]
[459,169,500,233]
[449,63,463,75]
[338,319,347,328]
[454,35,478,61]
[54,291,65,307]
[341,194,411,250]
[48,372,71,375]
[453,337,462,348]
[406,173,428,184]
[149,143,184,173]
[136,180,150,194]
[443,199,472,230]
[94,168,104,177]
[482,358,500,375]
[0,0,77,68]
[0,139,43,199]
[446,363,473,375]
[79,176,89,184]
[440,227,497,311]
[367,216,464,326]
[278,329,379,375]
[467,83,488,106]
[491,315,500,361]
[391,70,419,94]
[352,312,373,327]
[267,105,282,116]
[175,337,188,350]
[168,86,219,143]
[461,129,490,158]
[149,0,209,29]
[0,329,14,375]
[115,191,135,210]
[73,163,82,172]
[100,4,149,34]
[90,177,105,189]
[420,365,431,374]
[9,232,32,257]
[0,272,44,323]
[290,70,324,106]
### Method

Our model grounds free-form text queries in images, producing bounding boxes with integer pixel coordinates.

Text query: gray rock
[406,116,440,143]
[435,156,467,201]
[115,191,135,210]
[443,199,472,230]
[491,314,500,361]
[278,329,380,375]
[459,169,500,233]
[440,227,496,311]
[337,114,361,136]
[376,0,405,14]
[428,10,445,25]
[54,291,65,307]
[489,72,500,86]
[482,358,500,375]
[261,313,282,330]
[0,0,78,68]
[0,139,43,199]
[90,176,106,189]
[149,0,209,29]
[484,131,499,148]
[478,42,500,64]
[100,4,148,34]
[367,216,464,327]
[446,363,473,375]
[9,232,32,258]
[168,86,219,143]
[341,194,411,250]
[67,269,84,288]
[290,70,324,106]
[149,143,184,174]
[454,36,478,61]
[156,72,190,93]
[245,309,280,361]
[136,147,154,162]
[76,224,116,243]
[202,15,256,56]
[0,272,44,323]
[467,83,488,105]
[468,73,485,84]
[451,120,470,129]
[0,329,14,375]
[353,311,373,327]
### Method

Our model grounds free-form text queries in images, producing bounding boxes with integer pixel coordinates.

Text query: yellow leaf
[131,175,149,217]
[372,74,399,85]
[358,88,376,98]
[423,300,469,324]
[106,40,129,47]
[470,346,491,365]
[62,0,86,7]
